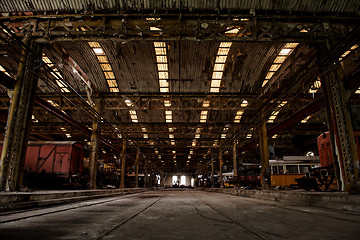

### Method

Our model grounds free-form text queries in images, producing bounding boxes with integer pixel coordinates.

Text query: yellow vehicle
[270,156,320,187]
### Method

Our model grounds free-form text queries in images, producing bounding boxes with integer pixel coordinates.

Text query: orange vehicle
[296,131,360,191]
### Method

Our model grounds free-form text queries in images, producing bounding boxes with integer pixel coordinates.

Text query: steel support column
[120,138,127,189]
[233,139,238,178]
[211,152,215,187]
[321,64,360,192]
[135,148,140,188]
[219,149,224,188]
[259,121,270,189]
[87,99,101,189]
[0,40,41,191]
[144,160,148,188]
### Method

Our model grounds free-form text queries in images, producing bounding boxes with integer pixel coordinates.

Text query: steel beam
[88,99,101,189]
[259,121,270,189]
[1,14,357,43]
[120,138,126,189]
[135,148,140,188]
[321,64,360,193]
[233,139,238,177]
[219,149,223,189]
[0,40,41,191]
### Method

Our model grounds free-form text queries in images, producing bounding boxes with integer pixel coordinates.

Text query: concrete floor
[0,189,359,240]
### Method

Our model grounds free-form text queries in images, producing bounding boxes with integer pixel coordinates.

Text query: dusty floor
[0,189,359,240]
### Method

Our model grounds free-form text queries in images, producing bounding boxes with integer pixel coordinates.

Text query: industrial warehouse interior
[0,1,360,239]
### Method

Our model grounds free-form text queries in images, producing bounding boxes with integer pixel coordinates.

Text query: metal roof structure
[0,0,359,174]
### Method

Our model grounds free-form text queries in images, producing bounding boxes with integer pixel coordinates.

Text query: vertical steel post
[88,99,101,189]
[144,160,148,188]
[135,148,140,188]
[233,139,238,177]
[211,151,215,187]
[0,40,41,191]
[219,149,224,188]
[321,64,360,192]
[120,138,126,188]
[259,121,270,189]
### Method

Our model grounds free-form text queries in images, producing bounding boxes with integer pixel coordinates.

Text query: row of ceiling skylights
[210,42,232,93]
[153,42,176,146]
[234,100,248,123]
[267,101,288,123]
[339,44,359,62]
[88,42,119,93]
[154,42,170,93]
[262,43,299,88]
[42,54,70,93]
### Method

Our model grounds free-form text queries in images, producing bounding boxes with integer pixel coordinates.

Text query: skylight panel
[265,72,275,80]
[159,80,169,88]
[107,80,117,87]
[157,64,168,71]
[211,80,221,88]
[241,100,248,107]
[156,56,167,63]
[219,42,232,48]
[88,42,101,48]
[217,48,230,56]
[301,115,311,123]
[97,56,109,63]
[160,88,169,93]
[214,64,225,71]
[212,72,223,79]
[100,64,112,71]
[309,77,322,94]
[125,100,133,107]
[279,48,292,56]
[273,56,287,64]
[110,88,119,92]
[155,48,166,55]
[215,56,227,63]
[93,48,104,55]
[210,87,220,93]
[284,43,299,49]
[104,72,115,79]
[269,64,281,72]
[164,100,171,107]
[202,101,210,108]
[158,71,168,79]
[154,42,166,48]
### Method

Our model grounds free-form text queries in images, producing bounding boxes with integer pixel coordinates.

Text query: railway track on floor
[95,193,167,240]
[192,193,271,240]
[0,191,156,224]
[209,191,360,224]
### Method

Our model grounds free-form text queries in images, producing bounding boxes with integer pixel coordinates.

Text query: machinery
[296,131,360,191]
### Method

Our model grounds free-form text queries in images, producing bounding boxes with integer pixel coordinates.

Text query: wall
[163,172,194,187]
